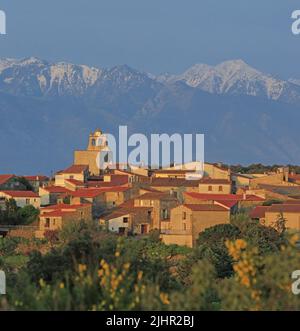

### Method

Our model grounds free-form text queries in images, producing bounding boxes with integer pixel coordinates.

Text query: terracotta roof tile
[42,186,72,194]
[268,204,300,213]
[23,175,49,181]
[41,210,76,218]
[65,179,86,186]
[150,178,201,187]
[0,190,39,198]
[249,206,269,219]
[58,165,88,174]
[71,187,129,198]
[215,200,238,209]
[0,174,15,186]
[185,192,264,202]
[137,192,177,200]
[199,178,231,185]
[183,204,228,212]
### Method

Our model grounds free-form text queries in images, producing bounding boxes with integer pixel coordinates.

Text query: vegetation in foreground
[0,214,300,311]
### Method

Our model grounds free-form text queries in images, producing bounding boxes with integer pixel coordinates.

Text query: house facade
[134,192,178,231]
[55,165,89,187]
[36,203,92,238]
[161,204,230,247]
[0,190,40,208]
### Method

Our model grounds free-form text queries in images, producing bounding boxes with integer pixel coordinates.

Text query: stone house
[161,204,230,248]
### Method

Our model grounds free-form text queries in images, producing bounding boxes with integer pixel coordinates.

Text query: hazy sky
[0,0,299,78]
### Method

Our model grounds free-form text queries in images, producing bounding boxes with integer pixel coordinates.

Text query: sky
[0,0,300,78]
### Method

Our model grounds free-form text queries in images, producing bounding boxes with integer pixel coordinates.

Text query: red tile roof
[87,175,129,188]
[183,204,228,212]
[42,186,72,194]
[150,178,201,187]
[0,174,15,186]
[249,206,269,219]
[268,204,300,213]
[65,179,86,186]
[100,210,130,221]
[185,192,264,202]
[1,190,39,198]
[23,175,49,181]
[41,203,90,211]
[215,200,238,209]
[114,169,148,178]
[199,178,231,185]
[41,210,76,218]
[137,192,177,201]
[58,165,88,174]
[71,187,129,198]
[118,199,135,208]
[154,169,195,175]
[70,188,105,198]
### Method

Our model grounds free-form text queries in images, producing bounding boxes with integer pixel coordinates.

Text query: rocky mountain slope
[1,57,300,174]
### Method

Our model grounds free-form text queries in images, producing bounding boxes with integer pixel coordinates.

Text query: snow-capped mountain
[1,57,300,173]
[0,57,160,98]
[0,57,102,96]
[160,59,300,104]
[2,57,300,104]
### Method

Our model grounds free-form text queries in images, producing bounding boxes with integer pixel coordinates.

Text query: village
[1,128,300,248]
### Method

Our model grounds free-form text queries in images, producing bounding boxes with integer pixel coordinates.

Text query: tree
[15,177,34,191]
[170,260,218,310]
[195,224,241,278]
[219,236,300,310]
[17,205,39,225]
[0,199,19,225]
[242,222,285,254]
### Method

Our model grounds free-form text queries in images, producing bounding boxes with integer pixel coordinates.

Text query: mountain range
[1,57,300,174]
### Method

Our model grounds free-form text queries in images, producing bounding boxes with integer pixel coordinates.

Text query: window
[183,223,187,231]
[183,212,186,220]
[70,175,74,179]
[91,138,96,146]
[45,219,50,228]
[208,186,213,192]
[25,199,30,205]
[219,186,223,192]
[162,209,168,219]
[53,219,56,226]
[141,224,148,234]
[119,227,126,234]
[104,152,109,162]
[123,217,129,224]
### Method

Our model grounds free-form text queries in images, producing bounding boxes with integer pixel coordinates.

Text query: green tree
[195,224,241,278]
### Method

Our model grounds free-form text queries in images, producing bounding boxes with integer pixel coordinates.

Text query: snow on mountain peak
[0,57,300,104]
[164,59,291,101]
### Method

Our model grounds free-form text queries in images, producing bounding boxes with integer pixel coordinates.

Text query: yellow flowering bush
[4,248,170,311]
[219,235,300,310]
